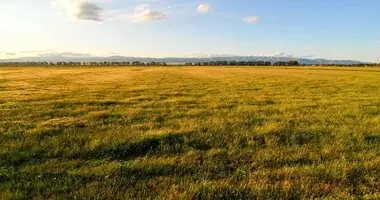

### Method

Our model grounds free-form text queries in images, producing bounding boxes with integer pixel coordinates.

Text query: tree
[286,60,300,66]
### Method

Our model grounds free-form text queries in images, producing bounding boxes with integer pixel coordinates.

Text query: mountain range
[0,56,370,65]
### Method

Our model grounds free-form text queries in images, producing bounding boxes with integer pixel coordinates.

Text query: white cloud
[270,52,292,57]
[118,4,167,23]
[184,53,238,58]
[243,16,260,23]
[250,52,293,57]
[196,4,211,13]
[51,0,103,22]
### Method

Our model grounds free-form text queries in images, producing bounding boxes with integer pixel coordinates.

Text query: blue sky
[1,0,379,62]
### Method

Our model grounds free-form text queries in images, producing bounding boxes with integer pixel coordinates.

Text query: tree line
[185,60,300,66]
[0,60,300,66]
[0,61,167,66]
[1,60,379,67]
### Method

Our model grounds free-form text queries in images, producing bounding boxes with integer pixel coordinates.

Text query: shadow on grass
[188,187,256,200]
[0,170,98,199]
[187,185,303,200]
[112,164,199,186]
[365,135,380,144]
[273,128,330,146]
[0,150,46,166]
[87,132,211,161]
[51,100,136,109]
[259,157,315,170]
[36,128,64,140]
[90,133,185,160]
[1,130,215,167]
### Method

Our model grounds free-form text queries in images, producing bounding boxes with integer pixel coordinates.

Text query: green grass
[1,66,380,199]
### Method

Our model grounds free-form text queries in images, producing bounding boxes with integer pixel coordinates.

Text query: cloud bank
[51,1,260,25]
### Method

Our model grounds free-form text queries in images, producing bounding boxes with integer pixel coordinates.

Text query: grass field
[1,66,380,199]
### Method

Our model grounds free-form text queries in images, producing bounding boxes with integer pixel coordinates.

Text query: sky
[1,0,380,62]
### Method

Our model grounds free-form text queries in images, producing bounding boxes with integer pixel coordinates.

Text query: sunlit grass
[1,66,380,199]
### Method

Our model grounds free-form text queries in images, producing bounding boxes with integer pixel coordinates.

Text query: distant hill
[0,55,370,65]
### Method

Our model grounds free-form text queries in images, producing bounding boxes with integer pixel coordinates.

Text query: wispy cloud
[0,50,58,58]
[20,49,56,54]
[51,0,104,22]
[0,52,17,57]
[38,51,91,57]
[111,4,167,23]
[243,16,260,23]
[108,52,119,56]
[300,55,317,58]
[196,4,211,13]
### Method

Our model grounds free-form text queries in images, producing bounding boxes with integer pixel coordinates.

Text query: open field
[1,66,380,199]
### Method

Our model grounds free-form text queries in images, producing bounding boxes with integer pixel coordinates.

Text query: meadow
[1,66,380,199]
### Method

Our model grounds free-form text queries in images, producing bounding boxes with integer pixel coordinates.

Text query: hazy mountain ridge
[0,56,369,65]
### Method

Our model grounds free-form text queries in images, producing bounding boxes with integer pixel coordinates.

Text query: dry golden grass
[1,66,380,199]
